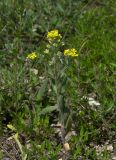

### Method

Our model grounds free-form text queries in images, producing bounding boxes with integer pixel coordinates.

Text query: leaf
[110,63,116,67]
[65,113,72,133]
[13,133,27,160]
[57,3,64,13]
[79,126,84,141]
[39,105,58,115]
[7,124,16,131]
[36,79,48,101]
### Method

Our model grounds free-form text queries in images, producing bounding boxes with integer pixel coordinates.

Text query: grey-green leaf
[39,105,58,115]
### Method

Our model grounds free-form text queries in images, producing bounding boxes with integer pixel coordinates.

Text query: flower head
[47,29,62,42]
[27,52,37,60]
[64,48,79,57]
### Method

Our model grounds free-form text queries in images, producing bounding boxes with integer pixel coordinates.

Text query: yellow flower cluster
[27,52,37,60]
[64,48,78,57]
[47,29,62,41]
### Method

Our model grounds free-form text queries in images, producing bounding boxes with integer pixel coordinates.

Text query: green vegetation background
[0,0,115,159]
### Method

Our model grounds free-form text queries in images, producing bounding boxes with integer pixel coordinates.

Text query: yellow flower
[47,29,62,41]
[27,52,37,60]
[64,48,79,57]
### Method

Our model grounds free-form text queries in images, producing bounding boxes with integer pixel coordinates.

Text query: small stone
[64,142,70,151]
[106,144,113,151]
[30,68,38,75]
[3,158,10,160]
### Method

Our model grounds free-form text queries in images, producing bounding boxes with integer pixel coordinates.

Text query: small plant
[39,29,79,152]
[7,124,27,160]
